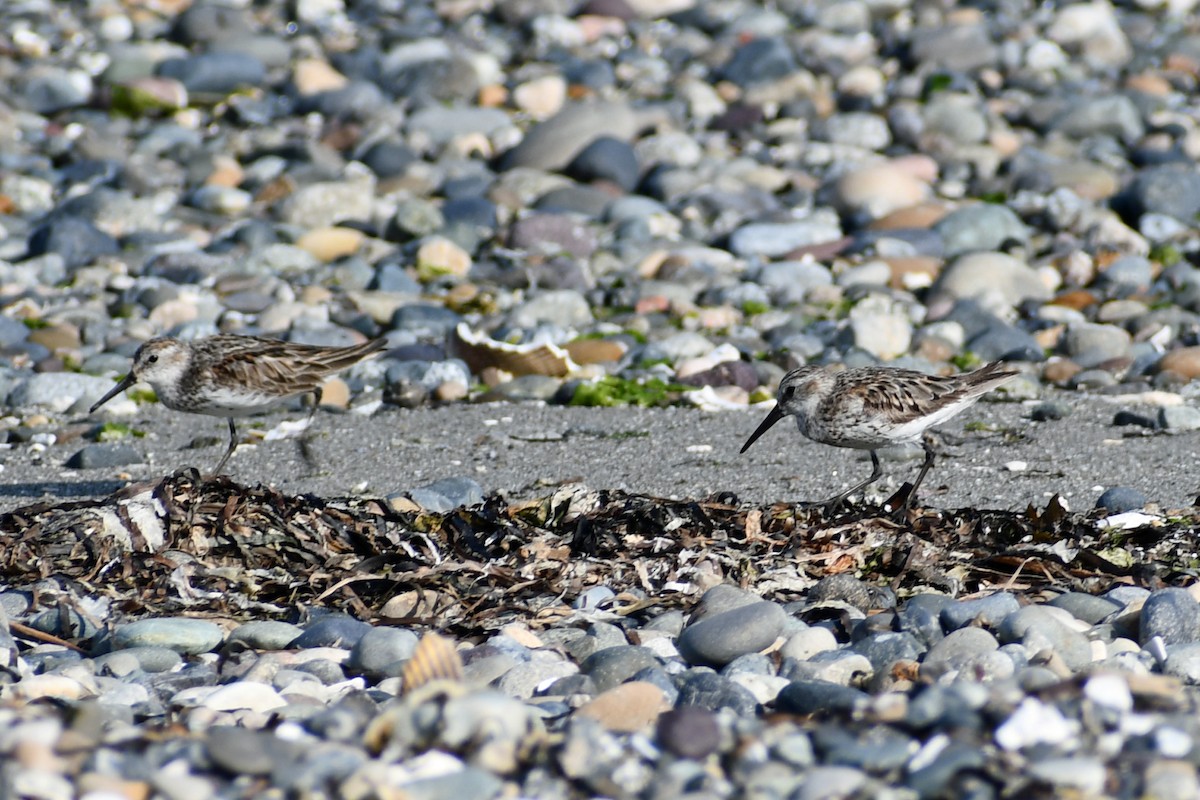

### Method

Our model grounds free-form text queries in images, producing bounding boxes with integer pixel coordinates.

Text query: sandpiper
[90,334,388,474]
[740,360,1019,509]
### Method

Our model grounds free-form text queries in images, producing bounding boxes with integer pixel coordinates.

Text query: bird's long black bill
[89,374,136,413]
[740,404,785,454]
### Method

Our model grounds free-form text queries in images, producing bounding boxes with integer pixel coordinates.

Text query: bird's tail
[964,360,1020,395]
[316,337,389,372]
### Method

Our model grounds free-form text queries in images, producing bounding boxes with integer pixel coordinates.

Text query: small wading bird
[90,334,388,475]
[740,360,1019,509]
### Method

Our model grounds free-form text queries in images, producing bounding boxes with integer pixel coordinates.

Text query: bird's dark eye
[782,385,796,400]
[146,354,158,364]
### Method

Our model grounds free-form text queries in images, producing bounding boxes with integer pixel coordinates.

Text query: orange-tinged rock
[868,203,951,230]
[1049,289,1098,311]
[1043,360,1082,385]
[293,58,347,96]
[884,256,941,289]
[296,226,364,262]
[576,682,670,733]
[1158,346,1200,379]
[206,154,244,188]
[565,339,626,365]
[318,377,350,409]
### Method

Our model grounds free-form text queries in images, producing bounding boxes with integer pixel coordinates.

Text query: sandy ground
[1,391,1199,515]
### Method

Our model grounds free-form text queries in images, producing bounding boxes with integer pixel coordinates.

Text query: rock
[1141,588,1200,645]
[579,646,660,692]
[290,615,373,649]
[1158,406,1200,432]
[675,671,759,716]
[927,252,1051,313]
[26,216,119,270]
[114,618,225,654]
[728,212,844,259]
[347,627,419,677]
[499,101,644,171]
[775,679,868,715]
[677,601,788,668]
[575,681,669,732]
[405,477,484,511]
[1095,487,1147,513]
[656,706,721,759]
[939,593,1021,631]
[64,443,143,469]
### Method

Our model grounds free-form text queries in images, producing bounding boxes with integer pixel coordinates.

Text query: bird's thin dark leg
[299,387,322,468]
[805,450,884,510]
[904,439,938,508]
[210,418,238,476]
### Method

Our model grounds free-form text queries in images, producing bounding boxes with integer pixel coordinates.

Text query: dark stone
[289,615,373,650]
[27,216,119,269]
[656,707,721,759]
[775,679,868,716]
[64,443,143,470]
[566,136,640,192]
[1095,487,1147,513]
[675,671,758,717]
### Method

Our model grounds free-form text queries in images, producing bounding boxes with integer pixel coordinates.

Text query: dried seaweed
[0,473,1195,641]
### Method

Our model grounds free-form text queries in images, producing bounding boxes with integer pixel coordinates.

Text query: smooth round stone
[26,216,119,271]
[934,204,1028,258]
[1095,487,1147,513]
[28,606,100,640]
[226,621,305,651]
[897,594,952,647]
[1047,592,1121,625]
[1158,406,1200,432]
[1117,164,1200,223]
[206,725,297,776]
[566,136,639,191]
[508,213,597,259]
[1062,323,1131,366]
[573,586,616,610]
[158,52,266,94]
[775,679,869,715]
[780,627,839,662]
[1141,588,1200,646]
[997,606,1092,671]
[1030,400,1071,421]
[497,657,578,700]
[939,592,1021,631]
[96,646,182,675]
[289,615,372,650]
[656,706,721,759]
[507,290,593,329]
[1163,643,1200,684]
[499,101,642,172]
[687,585,763,622]
[393,768,504,800]
[906,742,987,798]
[580,646,660,692]
[113,618,225,655]
[675,671,758,717]
[728,213,844,259]
[677,601,787,669]
[64,443,143,470]
[576,681,670,733]
[921,627,1000,675]
[849,632,924,672]
[928,253,1050,311]
[347,627,419,677]
[405,477,484,512]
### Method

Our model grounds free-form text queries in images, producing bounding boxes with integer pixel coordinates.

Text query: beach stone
[499,101,643,171]
[1095,487,1147,513]
[1158,347,1200,379]
[226,621,307,651]
[576,681,670,732]
[158,51,266,94]
[580,646,660,692]
[498,656,577,699]
[921,627,1002,676]
[27,216,119,270]
[206,726,298,776]
[1141,588,1200,645]
[290,615,372,650]
[849,632,923,673]
[677,601,787,668]
[394,768,504,800]
[1047,592,1121,625]
[728,212,843,259]
[406,477,484,511]
[347,627,419,677]
[566,136,640,191]
[1117,164,1200,223]
[675,671,759,717]
[720,36,798,86]
[776,679,869,716]
[940,593,1021,631]
[508,290,593,329]
[1158,406,1200,432]
[64,443,142,469]
[278,177,375,229]
[997,606,1092,671]
[934,205,1029,258]
[114,618,225,654]
[656,707,721,759]
[928,252,1050,312]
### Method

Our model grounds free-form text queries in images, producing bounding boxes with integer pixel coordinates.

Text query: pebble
[0,0,1198,795]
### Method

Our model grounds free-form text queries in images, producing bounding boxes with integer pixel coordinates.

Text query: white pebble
[1004,461,1027,472]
